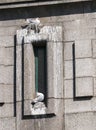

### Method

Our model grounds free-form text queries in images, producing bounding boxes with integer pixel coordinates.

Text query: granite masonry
[0,0,96,130]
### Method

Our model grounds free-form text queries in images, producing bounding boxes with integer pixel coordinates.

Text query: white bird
[26,18,40,25]
[32,92,44,105]
[26,18,41,33]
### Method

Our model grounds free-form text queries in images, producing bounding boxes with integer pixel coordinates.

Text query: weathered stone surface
[64,41,73,60]
[46,98,64,130]
[65,99,92,113]
[0,66,14,84]
[16,45,22,101]
[52,42,63,98]
[75,40,92,58]
[65,112,96,130]
[92,39,96,58]
[64,79,73,99]
[51,13,83,22]
[0,47,14,65]
[64,40,92,60]
[0,36,14,47]
[64,58,94,79]
[24,34,48,43]
[0,103,14,117]
[47,98,64,114]
[64,60,73,79]
[77,78,93,97]
[0,27,16,36]
[64,77,93,99]
[17,26,62,45]
[76,58,94,77]
[64,19,96,30]
[0,84,13,103]
[16,102,38,130]
[47,42,63,98]
[64,28,95,41]
[0,117,16,130]
[24,100,32,115]
[93,78,96,96]
[24,44,35,100]
[76,77,93,97]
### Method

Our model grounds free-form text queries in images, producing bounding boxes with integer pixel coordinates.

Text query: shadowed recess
[0,1,94,21]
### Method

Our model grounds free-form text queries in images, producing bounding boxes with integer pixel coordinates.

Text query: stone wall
[0,0,96,130]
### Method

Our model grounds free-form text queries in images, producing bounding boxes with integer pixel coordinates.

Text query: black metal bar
[22,37,24,119]
[72,43,76,99]
[14,35,17,117]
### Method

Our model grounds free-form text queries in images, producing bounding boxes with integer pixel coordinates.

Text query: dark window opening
[33,43,47,105]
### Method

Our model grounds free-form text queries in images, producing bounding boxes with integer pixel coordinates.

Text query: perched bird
[26,18,41,33]
[26,18,40,25]
[31,92,44,105]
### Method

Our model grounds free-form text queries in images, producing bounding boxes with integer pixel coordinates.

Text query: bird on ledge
[31,92,44,105]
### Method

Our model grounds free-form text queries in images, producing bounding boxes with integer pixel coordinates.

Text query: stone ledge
[0,0,92,9]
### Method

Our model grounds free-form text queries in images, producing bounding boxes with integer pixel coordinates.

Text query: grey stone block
[0,84,13,103]
[93,59,96,77]
[51,14,83,23]
[64,58,94,79]
[17,99,64,130]
[76,58,94,77]
[46,99,64,130]
[0,66,14,84]
[0,19,25,27]
[0,103,14,117]
[64,60,73,79]
[76,77,93,97]
[65,112,96,130]
[0,47,14,65]
[64,28,95,41]
[75,40,92,58]
[64,79,73,99]
[47,98,64,115]
[92,39,96,58]
[47,42,63,98]
[16,45,22,101]
[91,97,96,111]
[0,27,16,36]
[0,36,14,47]
[24,100,32,115]
[63,19,96,30]
[24,44,35,100]
[16,102,37,130]
[0,117,16,130]
[64,41,73,60]
[64,77,93,99]
[93,78,96,96]
[65,99,92,114]
[64,40,92,60]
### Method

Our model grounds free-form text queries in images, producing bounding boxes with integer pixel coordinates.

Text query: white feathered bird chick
[32,92,44,105]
